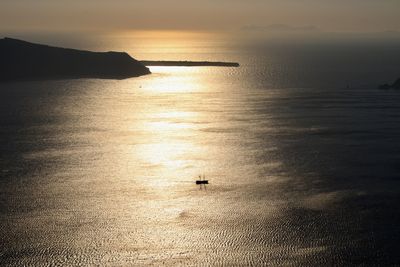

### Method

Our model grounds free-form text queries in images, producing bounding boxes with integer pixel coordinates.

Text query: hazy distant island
[141,60,240,67]
[0,38,239,82]
[379,78,400,90]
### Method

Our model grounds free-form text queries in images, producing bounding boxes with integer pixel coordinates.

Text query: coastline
[141,60,239,67]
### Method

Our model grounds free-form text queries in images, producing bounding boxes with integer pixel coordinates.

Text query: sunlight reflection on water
[2,48,400,265]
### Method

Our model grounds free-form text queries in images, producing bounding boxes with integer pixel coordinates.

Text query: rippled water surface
[1,42,400,266]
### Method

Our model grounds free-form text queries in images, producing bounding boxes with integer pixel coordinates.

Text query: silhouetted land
[379,78,400,90]
[141,60,240,67]
[0,38,150,81]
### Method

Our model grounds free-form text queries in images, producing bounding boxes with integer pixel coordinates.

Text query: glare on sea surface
[141,66,204,93]
[0,42,304,265]
[124,66,212,190]
[99,30,225,60]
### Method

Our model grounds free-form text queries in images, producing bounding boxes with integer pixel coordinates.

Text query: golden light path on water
[126,67,209,190]
[69,65,289,265]
[0,64,330,266]
[2,33,400,266]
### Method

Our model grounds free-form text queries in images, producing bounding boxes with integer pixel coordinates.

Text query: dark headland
[0,37,240,82]
[0,37,151,81]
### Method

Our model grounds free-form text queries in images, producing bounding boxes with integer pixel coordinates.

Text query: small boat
[196,175,209,186]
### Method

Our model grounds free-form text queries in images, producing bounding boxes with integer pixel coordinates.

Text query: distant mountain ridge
[0,37,151,81]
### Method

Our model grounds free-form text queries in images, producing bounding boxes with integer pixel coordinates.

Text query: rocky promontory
[0,37,150,81]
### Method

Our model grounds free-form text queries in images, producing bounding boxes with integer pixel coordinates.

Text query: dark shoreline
[141,60,240,67]
[0,37,151,82]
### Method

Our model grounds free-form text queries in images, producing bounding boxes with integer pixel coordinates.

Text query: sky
[1,0,400,34]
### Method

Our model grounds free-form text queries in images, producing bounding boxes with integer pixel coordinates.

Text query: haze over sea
[1,34,400,265]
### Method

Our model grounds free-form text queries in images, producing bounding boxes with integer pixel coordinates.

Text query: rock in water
[0,37,151,81]
[392,78,400,89]
[379,78,400,90]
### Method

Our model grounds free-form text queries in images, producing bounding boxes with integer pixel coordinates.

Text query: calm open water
[1,39,400,266]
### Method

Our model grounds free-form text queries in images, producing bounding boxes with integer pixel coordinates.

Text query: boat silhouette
[196,175,208,189]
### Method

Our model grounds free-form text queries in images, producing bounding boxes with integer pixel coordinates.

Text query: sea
[1,34,400,266]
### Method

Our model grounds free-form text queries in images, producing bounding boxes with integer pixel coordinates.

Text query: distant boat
[196,175,209,186]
